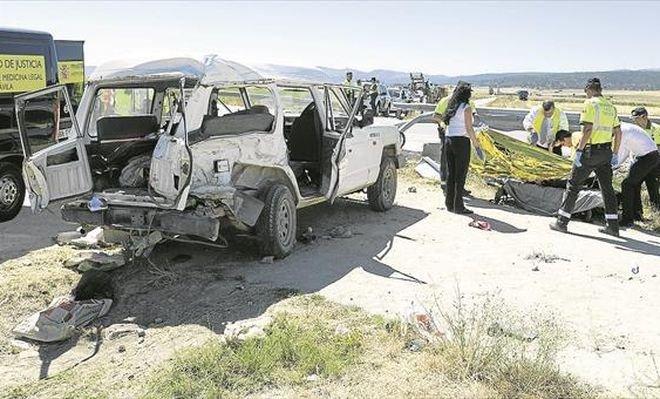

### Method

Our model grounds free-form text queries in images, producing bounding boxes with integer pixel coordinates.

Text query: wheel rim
[0,175,19,208]
[276,199,294,245]
[382,167,395,203]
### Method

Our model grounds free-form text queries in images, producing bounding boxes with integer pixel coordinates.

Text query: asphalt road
[393,102,660,132]
[0,205,76,263]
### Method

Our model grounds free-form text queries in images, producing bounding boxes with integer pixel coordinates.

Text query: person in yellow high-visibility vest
[550,78,622,237]
[631,107,660,147]
[523,101,569,151]
[342,71,359,105]
[631,107,660,210]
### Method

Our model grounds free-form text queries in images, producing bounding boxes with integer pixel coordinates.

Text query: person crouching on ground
[631,107,660,210]
[442,82,484,214]
[523,100,569,152]
[615,123,660,227]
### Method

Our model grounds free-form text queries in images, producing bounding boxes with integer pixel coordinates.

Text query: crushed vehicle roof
[89,57,205,82]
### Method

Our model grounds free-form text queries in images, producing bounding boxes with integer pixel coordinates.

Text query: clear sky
[1,1,658,76]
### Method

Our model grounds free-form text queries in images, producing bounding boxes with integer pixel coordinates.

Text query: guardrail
[392,102,659,132]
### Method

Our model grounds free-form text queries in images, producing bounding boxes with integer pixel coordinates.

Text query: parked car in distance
[361,83,392,117]
[15,58,404,258]
[388,87,412,119]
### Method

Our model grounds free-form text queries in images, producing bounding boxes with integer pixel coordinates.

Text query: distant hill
[85,63,660,90]
[254,64,660,90]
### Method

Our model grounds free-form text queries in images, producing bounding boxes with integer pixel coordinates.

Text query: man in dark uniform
[550,78,622,237]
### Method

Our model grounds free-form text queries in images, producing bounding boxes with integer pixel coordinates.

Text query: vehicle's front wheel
[0,162,25,222]
[256,184,297,258]
[367,157,397,212]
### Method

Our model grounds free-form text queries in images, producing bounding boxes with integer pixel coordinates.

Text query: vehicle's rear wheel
[256,184,297,258]
[367,157,397,212]
[0,162,25,222]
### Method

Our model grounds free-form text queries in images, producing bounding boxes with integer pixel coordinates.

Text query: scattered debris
[64,250,126,272]
[299,227,316,244]
[631,265,640,275]
[531,266,540,272]
[260,256,275,264]
[87,195,109,212]
[487,322,538,342]
[524,252,570,264]
[305,374,319,382]
[132,231,164,258]
[406,338,425,352]
[415,156,441,181]
[408,186,417,193]
[117,345,126,353]
[469,220,492,231]
[224,316,272,341]
[69,227,107,249]
[405,303,445,343]
[329,226,353,239]
[13,295,112,343]
[55,230,83,245]
[104,323,146,341]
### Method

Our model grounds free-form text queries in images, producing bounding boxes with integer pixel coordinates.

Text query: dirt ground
[1,162,660,398]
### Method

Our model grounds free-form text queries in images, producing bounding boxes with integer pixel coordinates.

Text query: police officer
[550,78,622,236]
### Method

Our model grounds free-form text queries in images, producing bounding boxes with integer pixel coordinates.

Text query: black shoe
[455,208,474,215]
[549,221,568,233]
[598,226,620,237]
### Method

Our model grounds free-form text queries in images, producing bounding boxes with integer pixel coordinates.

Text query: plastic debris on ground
[13,295,112,343]
[63,250,126,272]
[131,231,164,257]
[469,220,492,231]
[328,226,353,239]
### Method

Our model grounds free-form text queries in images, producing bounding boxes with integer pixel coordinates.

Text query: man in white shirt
[616,123,660,227]
[523,101,569,151]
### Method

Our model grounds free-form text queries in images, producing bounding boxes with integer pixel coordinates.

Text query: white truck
[14,57,404,258]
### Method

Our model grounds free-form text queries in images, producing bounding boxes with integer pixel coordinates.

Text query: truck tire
[256,184,297,258]
[367,157,397,212]
[0,162,25,222]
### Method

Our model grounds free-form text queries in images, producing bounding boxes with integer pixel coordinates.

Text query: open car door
[325,85,362,204]
[14,85,92,211]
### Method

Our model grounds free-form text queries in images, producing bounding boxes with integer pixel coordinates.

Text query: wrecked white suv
[14,58,403,257]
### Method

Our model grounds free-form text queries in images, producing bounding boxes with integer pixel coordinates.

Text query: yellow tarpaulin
[470,129,573,182]
[0,54,46,93]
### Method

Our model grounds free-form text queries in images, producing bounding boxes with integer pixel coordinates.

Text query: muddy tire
[0,162,25,222]
[367,157,397,212]
[256,184,297,258]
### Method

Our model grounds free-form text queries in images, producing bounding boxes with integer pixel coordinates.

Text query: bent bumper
[61,201,220,241]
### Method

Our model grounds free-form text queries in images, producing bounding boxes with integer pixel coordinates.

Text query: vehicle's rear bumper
[61,201,220,241]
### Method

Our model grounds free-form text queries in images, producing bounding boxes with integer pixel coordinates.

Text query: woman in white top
[441,82,484,214]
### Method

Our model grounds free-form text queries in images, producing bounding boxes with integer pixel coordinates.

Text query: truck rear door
[14,85,92,210]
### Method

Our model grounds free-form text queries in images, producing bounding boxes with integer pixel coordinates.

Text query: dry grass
[142,295,593,399]
[0,245,80,354]
[487,90,660,117]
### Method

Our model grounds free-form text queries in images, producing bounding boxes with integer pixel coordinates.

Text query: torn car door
[148,78,193,210]
[15,85,92,210]
[325,85,360,204]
